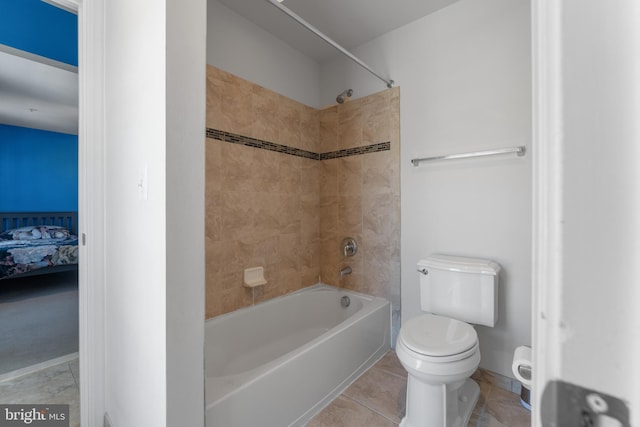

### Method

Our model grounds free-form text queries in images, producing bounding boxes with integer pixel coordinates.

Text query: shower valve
[341,237,358,257]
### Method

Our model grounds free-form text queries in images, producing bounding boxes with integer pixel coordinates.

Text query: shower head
[336,89,354,104]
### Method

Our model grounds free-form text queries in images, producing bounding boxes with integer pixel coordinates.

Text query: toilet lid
[400,314,478,357]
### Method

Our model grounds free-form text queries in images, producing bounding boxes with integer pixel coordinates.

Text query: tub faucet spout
[340,266,352,277]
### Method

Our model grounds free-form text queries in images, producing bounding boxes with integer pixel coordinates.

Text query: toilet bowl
[396,314,481,427]
[398,255,500,427]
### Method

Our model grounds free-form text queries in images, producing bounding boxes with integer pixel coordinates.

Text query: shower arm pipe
[265,0,394,89]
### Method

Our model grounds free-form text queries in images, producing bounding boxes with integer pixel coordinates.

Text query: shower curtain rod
[265,0,394,89]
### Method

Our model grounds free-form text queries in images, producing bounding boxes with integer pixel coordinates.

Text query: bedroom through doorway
[0,1,80,424]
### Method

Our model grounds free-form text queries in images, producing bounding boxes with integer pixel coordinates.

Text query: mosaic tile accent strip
[320,142,390,160]
[206,128,390,160]
[206,128,319,160]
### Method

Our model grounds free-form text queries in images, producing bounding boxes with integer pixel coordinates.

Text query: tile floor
[0,351,530,427]
[308,350,531,427]
[0,357,80,427]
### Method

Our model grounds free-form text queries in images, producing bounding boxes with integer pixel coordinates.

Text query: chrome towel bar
[411,146,526,167]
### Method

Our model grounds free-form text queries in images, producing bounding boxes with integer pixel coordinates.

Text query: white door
[532,1,640,426]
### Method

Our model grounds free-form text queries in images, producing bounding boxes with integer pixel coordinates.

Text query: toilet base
[399,378,480,427]
[454,379,480,427]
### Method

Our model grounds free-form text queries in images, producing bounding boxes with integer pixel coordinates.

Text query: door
[532,1,640,426]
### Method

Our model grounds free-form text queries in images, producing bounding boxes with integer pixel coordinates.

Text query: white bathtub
[205,284,391,427]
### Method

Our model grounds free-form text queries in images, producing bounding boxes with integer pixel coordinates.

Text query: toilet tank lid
[418,254,501,275]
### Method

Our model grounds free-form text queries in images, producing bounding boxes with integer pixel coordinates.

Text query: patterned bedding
[0,225,78,280]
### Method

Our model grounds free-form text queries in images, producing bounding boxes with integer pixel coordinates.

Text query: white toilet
[396,254,500,427]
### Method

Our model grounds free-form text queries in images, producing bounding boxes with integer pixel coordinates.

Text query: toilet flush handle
[417,268,428,275]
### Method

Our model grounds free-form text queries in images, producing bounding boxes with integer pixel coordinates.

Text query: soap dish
[243,266,267,288]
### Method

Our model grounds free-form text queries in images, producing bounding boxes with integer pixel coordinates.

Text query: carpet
[0,271,79,375]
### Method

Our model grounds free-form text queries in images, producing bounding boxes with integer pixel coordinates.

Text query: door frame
[48,0,107,424]
[532,1,640,425]
[531,0,563,424]
[78,0,107,424]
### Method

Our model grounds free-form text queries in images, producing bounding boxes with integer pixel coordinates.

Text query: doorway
[0,1,81,424]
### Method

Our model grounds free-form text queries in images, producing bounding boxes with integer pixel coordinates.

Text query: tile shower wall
[205,66,321,318]
[319,89,401,330]
[206,65,400,321]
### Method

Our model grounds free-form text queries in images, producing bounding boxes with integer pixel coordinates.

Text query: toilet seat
[398,314,478,362]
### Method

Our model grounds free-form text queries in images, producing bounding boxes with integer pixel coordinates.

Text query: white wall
[321,0,532,378]
[103,0,205,425]
[105,1,167,424]
[207,0,321,108]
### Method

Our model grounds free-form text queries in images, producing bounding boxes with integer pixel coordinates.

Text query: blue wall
[0,2,78,213]
[0,124,78,212]
[0,0,77,66]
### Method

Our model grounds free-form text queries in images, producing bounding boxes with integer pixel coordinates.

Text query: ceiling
[0,0,77,135]
[0,48,78,135]
[217,0,461,62]
[0,0,460,135]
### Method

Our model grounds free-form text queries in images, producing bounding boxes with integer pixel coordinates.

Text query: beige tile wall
[319,88,401,314]
[205,66,321,318]
[206,65,400,319]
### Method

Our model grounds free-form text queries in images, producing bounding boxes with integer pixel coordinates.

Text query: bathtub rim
[205,283,383,327]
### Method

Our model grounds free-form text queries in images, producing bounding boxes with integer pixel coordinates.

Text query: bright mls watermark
[0,405,68,427]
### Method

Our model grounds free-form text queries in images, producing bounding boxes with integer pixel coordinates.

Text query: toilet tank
[418,254,500,327]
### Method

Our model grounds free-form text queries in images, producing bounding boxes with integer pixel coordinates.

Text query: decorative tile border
[206,128,389,161]
[206,128,319,160]
[320,142,390,160]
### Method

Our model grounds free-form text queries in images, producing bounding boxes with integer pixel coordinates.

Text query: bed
[0,212,78,280]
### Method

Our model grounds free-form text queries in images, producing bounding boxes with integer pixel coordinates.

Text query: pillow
[0,225,73,241]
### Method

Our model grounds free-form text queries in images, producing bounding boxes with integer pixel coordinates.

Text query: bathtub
[205,284,391,427]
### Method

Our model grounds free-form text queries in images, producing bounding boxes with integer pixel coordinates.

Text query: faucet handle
[341,237,358,257]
